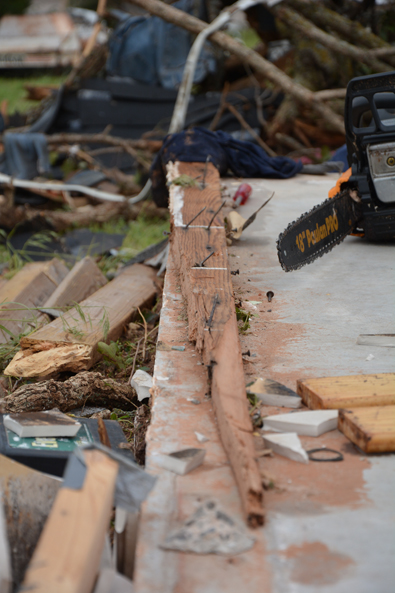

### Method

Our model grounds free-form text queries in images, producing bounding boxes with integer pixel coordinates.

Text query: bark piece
[126,0,345,134]
[0,259,69,344]
[4,264,157,377]
[1,371,136,413]
[21,449,118,593]
[168,161,264,527]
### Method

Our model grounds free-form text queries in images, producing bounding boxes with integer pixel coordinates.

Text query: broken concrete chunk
[263,410,338,436]
[4,410,81,438]
[130,370,153,401]
[263,433,308,464]
[248,377,302,408]
[154,448,206,475]
[195,431,209,443]
[161,499,255,555]
[357,334,395,348]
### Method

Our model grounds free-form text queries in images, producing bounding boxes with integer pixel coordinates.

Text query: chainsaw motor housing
[344,71,395,240]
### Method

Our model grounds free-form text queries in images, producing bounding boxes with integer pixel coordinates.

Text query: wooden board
[338,405,395,453]
[21,449,118,593]
[168,161,264,527]
[0,259,69,343]
[297,373,395,409]
[4,264,157,377]
[44,256,107,309]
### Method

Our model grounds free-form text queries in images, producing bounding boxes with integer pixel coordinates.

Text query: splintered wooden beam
[297,373,395,409]
[0,259,69,343]
[5,264,157,378]
[338,406,395,453]
[21,449,118,593]
[168,161,264,527]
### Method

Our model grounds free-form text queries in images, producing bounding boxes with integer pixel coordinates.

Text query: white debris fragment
[263,432,309,464]
[195,431,209,443]
[130,369,153,401]
[366,353,375,361]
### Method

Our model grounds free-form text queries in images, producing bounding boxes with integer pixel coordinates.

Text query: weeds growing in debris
[236,306,251,333]
[0,230,63,277]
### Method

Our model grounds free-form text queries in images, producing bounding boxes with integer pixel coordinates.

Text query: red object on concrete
[232,183,252,206]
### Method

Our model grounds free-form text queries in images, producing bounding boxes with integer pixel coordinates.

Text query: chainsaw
[277,71,395,272]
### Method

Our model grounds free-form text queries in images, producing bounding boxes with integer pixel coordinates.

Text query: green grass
[0,74,66,114]
[89,213,169,255]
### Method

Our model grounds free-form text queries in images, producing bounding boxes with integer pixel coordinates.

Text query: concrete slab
[134,174,395,593]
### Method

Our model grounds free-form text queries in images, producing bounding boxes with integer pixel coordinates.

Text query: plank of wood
[168,161,264,527]
[338,406,395,453]
[4,264,157,377]
[297,373,395,409]
[21,449,118,593]
[0,259,69,344]
[44,257,107,309]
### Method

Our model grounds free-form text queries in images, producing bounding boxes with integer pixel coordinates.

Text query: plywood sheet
[297,373,395,409]
[338,405,395,453]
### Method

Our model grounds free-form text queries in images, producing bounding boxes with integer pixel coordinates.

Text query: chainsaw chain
[277,190,353,272]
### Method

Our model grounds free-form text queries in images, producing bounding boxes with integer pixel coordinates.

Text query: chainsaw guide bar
[277,191,360,272]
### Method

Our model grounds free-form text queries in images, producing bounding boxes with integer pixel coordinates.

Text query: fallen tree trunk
[274,5,391,73]
[1,371,136,413]
[126,0,345,134]
[286,0,395,67]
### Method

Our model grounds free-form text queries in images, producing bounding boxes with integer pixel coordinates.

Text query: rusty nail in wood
[207,200,226,230]
[266,291,274,302]
[184,206,206,229]
[206,294,219,327]
[201,155,211,189]
[198,250,215,267]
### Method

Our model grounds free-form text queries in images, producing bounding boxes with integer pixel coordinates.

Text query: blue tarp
[107,0,217,89]
[0,133,50,180]
[151,127,303,206]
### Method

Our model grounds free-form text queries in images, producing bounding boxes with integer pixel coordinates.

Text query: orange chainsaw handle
[328,167,364,237]
[328,167,352,199]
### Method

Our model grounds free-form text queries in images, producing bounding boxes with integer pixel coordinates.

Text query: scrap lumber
[297,373,395,409]
[4,264,157,378]
[1,371,136,413]
[0,453,60,588]
[0,259,69,344]
[43,257,107,311]
[167,161,264,527]
[338,406,395,453]
[21,449,118,593]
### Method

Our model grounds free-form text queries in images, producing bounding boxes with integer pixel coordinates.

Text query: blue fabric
[0,133,50,180]
[331,144,349,172]
[107,0,217,89]
[150,127,302,206]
